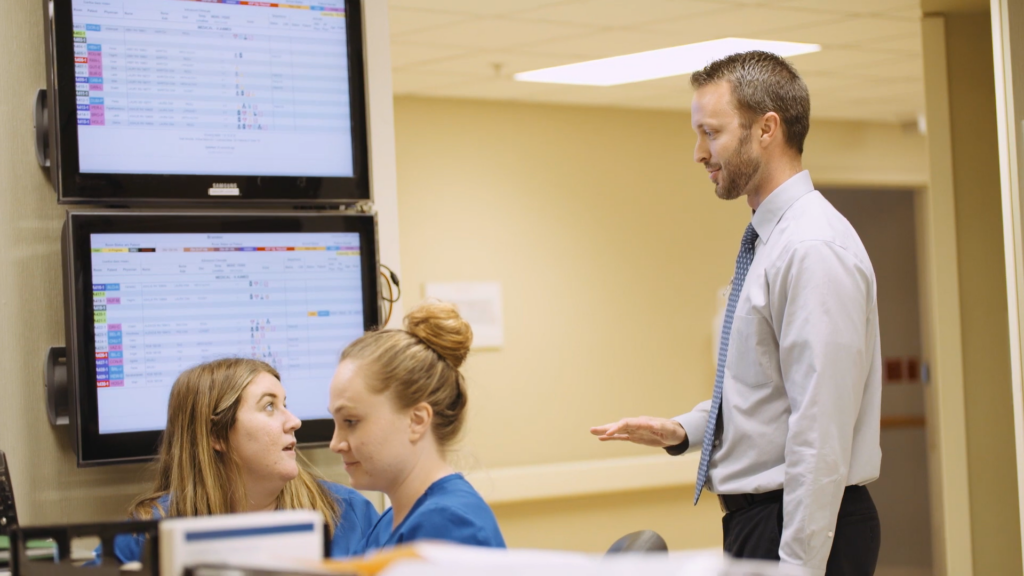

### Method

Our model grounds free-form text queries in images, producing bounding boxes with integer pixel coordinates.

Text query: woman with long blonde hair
[109,358,379,562]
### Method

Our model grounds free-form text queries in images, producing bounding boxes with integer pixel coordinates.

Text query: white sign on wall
[423,282,504,349]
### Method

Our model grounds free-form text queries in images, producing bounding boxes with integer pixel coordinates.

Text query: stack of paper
[324,542,790,576]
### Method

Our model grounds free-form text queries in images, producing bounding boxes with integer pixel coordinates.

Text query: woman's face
[328,360,414,493]
[227,372,302,490]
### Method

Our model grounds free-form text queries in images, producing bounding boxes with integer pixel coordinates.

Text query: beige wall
[989,0,1024,567]
[392,95,928,551]
[0,0,111,525]
[918,8,1023,575]
[945,11,1023,575]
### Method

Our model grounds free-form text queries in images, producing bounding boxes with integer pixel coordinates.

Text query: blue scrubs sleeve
[89,497,168,565]
[88,508,164,565]
[324,482,381,558]
[112,532,146,563]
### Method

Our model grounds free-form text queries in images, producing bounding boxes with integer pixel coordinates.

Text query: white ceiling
[388,0,925,124]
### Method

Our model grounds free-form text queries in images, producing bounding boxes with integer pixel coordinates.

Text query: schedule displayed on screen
[90,232,364,434]
[71,0,354,177]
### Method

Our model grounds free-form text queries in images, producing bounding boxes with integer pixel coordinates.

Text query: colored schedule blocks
[93,285,121,389]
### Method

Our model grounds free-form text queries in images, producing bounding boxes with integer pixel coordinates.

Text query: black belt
[718,489,784,514]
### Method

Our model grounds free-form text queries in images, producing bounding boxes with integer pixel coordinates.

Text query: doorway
[822,188,932,576]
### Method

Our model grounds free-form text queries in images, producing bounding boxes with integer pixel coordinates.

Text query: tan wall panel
[945,11,1023,575]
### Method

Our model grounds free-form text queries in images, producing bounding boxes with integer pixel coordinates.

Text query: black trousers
[722,485,881,576]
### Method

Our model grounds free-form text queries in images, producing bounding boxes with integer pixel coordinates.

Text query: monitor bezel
[46,0,370,206]
[63,211,380,466]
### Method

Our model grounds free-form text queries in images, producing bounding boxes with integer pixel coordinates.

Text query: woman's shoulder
[154,494,171,511]
[423,474,489,509]
[402,475,504,547]
[401,502,504,548]
[132,494,171,520]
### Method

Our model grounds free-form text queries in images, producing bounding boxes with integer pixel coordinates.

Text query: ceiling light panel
[513,38,822,86]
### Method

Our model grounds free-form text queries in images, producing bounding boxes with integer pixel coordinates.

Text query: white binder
[158,510,324,576]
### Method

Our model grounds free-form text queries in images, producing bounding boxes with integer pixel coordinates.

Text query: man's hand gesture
[589,416,687,448]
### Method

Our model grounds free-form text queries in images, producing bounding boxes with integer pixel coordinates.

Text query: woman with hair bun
[328,302,506,551]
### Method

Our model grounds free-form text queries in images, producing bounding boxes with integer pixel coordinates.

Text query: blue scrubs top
[362,474,505,551]
[99,481,379,563]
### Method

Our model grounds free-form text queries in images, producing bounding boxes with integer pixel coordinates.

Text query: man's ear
[409,402,433,443]
[758,112,782,147]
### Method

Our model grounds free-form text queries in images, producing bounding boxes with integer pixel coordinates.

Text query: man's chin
[714,185,742,201]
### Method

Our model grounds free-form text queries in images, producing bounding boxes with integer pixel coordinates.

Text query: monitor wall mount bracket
[44,346,69,427]
[35,88,51,172]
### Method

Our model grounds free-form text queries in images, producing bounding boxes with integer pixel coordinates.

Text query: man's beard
[713,131,761,201]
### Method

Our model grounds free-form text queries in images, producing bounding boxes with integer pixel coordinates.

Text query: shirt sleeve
[112,533,146,564]
[771,240,874,575]
[348,492,382,535]
[87,534,143,566]
[326,483,382,557]
[671,400,712,456]
[340,489,382,545]
[86,500,166,566]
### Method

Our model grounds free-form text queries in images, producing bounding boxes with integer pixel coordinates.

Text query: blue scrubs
[362,474,505,551]
[97,482,379,563]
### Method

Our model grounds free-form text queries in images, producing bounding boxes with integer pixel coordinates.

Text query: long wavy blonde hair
[129,358,340,533]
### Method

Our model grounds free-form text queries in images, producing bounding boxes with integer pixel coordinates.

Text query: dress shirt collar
[750,170,815,244]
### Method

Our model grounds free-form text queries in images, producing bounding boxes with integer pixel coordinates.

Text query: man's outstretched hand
[590,416,687,448]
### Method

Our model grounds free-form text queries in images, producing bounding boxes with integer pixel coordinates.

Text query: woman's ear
[211,437,225,453]
[408,402,433,443]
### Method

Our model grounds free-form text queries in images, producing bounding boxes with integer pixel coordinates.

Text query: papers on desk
[325,542,795,576]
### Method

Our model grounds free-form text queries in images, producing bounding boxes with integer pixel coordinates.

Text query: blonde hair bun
[404,301,473,369]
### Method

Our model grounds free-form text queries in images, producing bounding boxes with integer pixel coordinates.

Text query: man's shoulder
[768,191,872,274]
[774,192,865,252]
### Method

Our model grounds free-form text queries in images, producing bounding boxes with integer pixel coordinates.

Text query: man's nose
[694,141,709,165]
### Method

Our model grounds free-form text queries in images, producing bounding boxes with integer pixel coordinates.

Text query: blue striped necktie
[694,223,759,505]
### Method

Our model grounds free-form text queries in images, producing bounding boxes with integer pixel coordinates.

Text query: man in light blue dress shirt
[591,51,882,576]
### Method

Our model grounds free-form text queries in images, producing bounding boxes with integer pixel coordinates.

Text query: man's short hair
[690,51,811,154]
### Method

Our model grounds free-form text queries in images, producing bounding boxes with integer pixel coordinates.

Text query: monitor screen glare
[72,0,354,177]
[90,232,364,434]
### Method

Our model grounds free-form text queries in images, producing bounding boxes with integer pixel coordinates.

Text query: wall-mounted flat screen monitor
[62,211,380,466]
[43,0,369,205]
